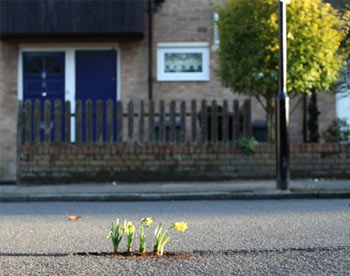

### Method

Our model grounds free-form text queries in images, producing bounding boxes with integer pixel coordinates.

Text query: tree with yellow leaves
[217,0,347,142]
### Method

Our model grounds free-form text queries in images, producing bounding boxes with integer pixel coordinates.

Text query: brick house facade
[0,0,345,182]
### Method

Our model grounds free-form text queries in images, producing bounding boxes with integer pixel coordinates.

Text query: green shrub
[234,135,258,154]
[323,119,350,142]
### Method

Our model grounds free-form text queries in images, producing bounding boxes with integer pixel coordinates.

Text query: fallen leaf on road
[68,215,82,221]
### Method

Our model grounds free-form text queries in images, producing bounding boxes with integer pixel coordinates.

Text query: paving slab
[0,179,349,202]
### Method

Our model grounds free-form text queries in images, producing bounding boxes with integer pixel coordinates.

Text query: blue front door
[23,52,65,141]
[76,50,117,141]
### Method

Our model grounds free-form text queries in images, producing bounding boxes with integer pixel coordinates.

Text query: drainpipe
[148,0,153,100]
[148,0,165,101]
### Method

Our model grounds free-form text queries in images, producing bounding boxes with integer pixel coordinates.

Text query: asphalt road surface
[0,199,349,275]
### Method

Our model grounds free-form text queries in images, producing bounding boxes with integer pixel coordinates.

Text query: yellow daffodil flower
[173,221,188,232]
[142,217,153,227]
[128,224,135,233]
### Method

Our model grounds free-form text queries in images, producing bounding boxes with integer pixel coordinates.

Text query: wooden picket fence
[17,99,252,145]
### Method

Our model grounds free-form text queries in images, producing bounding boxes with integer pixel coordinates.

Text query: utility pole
[276,0,290,190]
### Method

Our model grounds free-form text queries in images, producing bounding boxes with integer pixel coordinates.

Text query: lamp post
[276,0,290,190]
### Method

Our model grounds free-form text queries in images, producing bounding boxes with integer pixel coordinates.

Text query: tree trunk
[266,98,275,143]
[302,94,308,142]
[308,91,320,142]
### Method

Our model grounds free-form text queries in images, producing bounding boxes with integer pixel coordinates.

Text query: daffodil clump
[154,221,188,256]
[106,219,123,253]
[140,217,153,254]
[107,218,187,255]
[122,221,135,253]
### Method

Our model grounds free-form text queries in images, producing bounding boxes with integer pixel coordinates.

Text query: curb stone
[0,191,349,202]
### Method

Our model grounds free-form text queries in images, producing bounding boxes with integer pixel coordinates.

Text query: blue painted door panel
[76,50,117,142]
[23,52,65,142]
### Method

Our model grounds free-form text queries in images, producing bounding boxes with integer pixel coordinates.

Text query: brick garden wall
[19,143,350,184]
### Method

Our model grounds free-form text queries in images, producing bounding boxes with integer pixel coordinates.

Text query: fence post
[96,100,103,145]
[233,100,240,141]
[128,100,134,142]
[148,100,154,143]
[139,100,145,143]
[191,100,197,143]
[200,100,207,143]
[55,100,62,143]
[117,100,123,143]
[170,100,176,143]
[159,100,165,144]
[86,100,93,144]
[180,101,186,144]
[75,100,82,144]
[211,100,218,143]
[17,101,23,146]
[222,100,228,144]
[44,100,51,144]
[33,100,41,144]
[243,99,252,138]
[106,100,114,144]
[65,101,71,143]
[16,101,23,185]
[24,100,32,145]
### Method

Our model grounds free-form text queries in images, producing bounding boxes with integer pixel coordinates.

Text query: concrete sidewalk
[0,179,349,202]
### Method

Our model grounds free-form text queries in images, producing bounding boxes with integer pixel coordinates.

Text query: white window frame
[18,44,120,142]
[157,42,210,82]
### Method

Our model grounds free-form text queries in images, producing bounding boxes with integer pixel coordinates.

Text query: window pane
[48,63,61,74]
[45,57,55,71]
[26,62,41,74]
[164,53,203,73]
[26,57,43,74]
